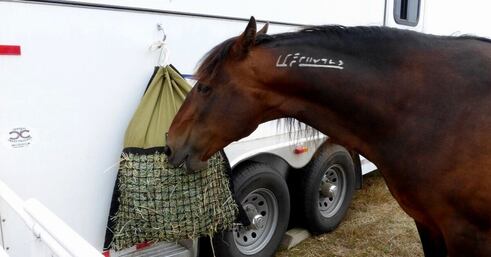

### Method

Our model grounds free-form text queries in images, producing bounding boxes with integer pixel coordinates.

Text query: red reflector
[0,45,21,55]
[102,250,110,257]
[294,146,308,154]
[136,241,151,250]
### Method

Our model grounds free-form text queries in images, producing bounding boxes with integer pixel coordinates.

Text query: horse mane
[277,117,320,143]
[195,26,391,81]
[255,25,402,44]
[457,34,491,43]
[258,25,491,45]
[195,25,490,141]
[197,25,491,81]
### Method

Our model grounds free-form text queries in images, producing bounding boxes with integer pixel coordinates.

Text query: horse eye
[197,84,211,94]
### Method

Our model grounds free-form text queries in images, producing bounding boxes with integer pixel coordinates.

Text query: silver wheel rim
[318,164,347,218]
[233,188,279,255]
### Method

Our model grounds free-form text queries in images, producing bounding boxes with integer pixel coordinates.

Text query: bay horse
[166,17,491,256]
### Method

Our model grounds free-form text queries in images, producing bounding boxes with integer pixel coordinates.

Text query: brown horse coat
[167,17,491,257]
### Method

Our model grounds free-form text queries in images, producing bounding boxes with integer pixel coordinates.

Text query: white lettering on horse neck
[276,53,344,70]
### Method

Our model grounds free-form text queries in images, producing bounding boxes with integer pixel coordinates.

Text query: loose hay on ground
[276,171,423,257]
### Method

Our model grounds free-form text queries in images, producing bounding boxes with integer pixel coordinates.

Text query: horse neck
[256,37,418,162]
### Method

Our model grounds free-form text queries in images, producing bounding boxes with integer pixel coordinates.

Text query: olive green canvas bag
[110,65,237,250]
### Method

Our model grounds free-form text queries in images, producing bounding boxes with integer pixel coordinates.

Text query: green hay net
[111,66,237,250]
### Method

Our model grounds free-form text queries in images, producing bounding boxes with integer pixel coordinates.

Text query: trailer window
[393,0,420,26]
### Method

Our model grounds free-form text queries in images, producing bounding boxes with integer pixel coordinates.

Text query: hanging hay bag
[111,66,237,250]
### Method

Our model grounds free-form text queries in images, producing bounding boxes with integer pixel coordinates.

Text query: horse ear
[257,22,269,35]
[233,16,257,59]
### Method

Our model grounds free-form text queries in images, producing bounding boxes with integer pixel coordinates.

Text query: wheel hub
[318,164,347,218]
[233,189,279,255]
[251,214,265,229]
[320,182,337,198]
[243,204,266,230]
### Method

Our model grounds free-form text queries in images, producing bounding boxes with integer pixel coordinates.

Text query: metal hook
[157,23,167,42]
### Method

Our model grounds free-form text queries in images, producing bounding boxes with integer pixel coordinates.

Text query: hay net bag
[111,65,237,250]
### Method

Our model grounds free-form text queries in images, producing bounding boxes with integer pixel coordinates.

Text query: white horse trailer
[0,0,488,256]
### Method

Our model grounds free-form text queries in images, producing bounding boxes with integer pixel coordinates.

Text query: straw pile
[111,151,237,250]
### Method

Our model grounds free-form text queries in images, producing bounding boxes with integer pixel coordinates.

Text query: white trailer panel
[0,1,385,256]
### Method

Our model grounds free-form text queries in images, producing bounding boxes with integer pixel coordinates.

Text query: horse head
[165,17,276,172]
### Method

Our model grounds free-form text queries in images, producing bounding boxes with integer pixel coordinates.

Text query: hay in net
[111,151,237,250]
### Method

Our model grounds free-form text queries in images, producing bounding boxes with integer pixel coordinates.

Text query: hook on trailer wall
[157,23,167,42]
[150,23,169,66]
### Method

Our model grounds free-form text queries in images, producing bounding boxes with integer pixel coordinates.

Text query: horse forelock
[195,37,238,82]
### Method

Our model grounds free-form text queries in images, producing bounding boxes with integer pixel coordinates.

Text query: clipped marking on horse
[276,53,344,69]
[167,16,491,257]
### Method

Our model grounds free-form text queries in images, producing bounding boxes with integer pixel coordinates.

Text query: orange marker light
[294,145,309,154]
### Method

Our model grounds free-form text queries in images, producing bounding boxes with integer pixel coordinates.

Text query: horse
[165,17,491,257]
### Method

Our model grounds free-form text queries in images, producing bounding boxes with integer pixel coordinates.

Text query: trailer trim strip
[2,0,311,27]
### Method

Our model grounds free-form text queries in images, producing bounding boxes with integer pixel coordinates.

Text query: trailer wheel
[212,163,290,257]
[301,144,355,234]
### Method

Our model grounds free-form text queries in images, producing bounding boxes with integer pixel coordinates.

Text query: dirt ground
[276,171,424,257]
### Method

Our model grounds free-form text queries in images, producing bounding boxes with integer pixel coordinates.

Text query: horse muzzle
[164,145,208,173]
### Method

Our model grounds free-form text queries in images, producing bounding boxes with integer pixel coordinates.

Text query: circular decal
[6,127,33,148]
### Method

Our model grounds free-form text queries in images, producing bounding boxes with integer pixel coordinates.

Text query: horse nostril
[163,145,172,156]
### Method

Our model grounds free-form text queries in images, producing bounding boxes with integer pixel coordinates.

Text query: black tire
[212,163,290,257]
[301,144,355,234]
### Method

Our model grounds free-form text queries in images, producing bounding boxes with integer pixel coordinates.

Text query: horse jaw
[185,155,208,173]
